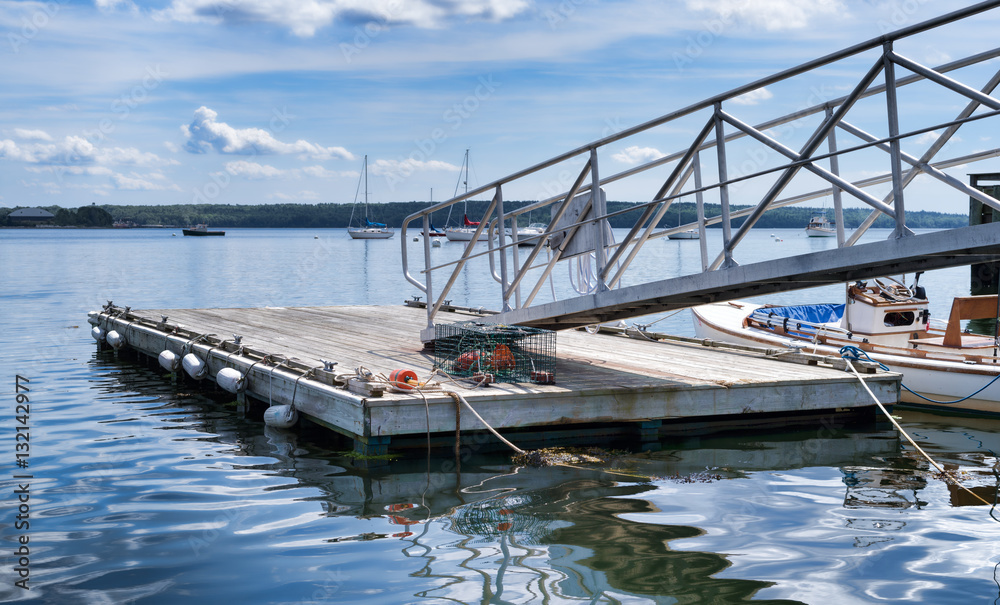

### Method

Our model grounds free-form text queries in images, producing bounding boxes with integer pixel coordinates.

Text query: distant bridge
[402,1,1000,340]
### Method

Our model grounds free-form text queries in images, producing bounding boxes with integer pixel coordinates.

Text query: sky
[1,0,999,213]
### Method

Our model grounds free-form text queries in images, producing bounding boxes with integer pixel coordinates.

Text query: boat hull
[691,301,1000,415]
[445,228,489,242]
[348,228,394,239]
[667,230,699,240]
[182,229,225,236]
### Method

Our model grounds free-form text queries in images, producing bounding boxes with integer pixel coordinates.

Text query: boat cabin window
[883,311,915,327]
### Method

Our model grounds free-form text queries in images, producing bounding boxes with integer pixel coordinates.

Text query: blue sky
[1,0,999,212]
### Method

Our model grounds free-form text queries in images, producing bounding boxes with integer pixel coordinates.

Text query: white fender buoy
[182,353,208,379]
[158,350,181,372]
[216,367,246,393]
[263,404,298,429]
[91,326,106,342]
[106,330,125,350]
[432,239,441,248]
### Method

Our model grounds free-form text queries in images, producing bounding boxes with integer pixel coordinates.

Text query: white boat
[348,155,394,240]
[515,223,548,246]
[667,229,699,240]
[349,226,394,239]
[691,276,1000,415]
[805,212,836,237]
[667,209,699,240]
[445,216,490,242]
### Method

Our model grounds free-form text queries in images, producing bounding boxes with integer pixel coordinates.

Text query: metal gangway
[402,1,1000,341]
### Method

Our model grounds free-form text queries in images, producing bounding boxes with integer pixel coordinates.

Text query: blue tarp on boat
[755,304,845,324]
[365,219,387,228]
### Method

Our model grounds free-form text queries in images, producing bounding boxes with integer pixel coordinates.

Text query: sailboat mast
[364,154,368,220]
[458,148,469,217]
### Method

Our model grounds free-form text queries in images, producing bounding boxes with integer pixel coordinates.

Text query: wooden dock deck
[88,303,899,454]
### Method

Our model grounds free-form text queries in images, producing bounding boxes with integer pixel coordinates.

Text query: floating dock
[88,303,899,454]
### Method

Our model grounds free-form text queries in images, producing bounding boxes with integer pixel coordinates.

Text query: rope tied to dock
[444,391,524,455]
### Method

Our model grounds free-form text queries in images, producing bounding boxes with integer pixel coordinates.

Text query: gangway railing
[401,0,1000,342]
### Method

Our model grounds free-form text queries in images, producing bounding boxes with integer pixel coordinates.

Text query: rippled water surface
[1,227,999,604]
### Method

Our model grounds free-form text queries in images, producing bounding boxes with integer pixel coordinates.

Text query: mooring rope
[840,345,1000,405]
[840,349,995,510]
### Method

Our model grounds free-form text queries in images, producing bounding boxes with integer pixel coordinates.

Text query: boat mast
[457,149,469,220]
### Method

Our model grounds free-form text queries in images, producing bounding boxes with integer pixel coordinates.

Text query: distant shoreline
[1,200,976,230]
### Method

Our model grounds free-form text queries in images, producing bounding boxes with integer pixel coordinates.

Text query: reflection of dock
[81,353,920,603]
[89,303,899,453]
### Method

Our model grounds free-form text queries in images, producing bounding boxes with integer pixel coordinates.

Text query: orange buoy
[454,350,482,372]
[491,344,515,370]
[389,368,418,390]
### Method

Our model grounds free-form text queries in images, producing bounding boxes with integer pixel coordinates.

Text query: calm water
[2,227,999,604]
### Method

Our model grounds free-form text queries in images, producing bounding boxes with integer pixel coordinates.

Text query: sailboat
[426,188,446,237]
[445,150,489,242]
[348,155,394,240]
[667,209,699,240]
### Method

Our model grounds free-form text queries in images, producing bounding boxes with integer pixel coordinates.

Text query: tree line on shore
[0,201,970,229]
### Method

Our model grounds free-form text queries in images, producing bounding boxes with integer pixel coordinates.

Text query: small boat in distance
[348,155,394,240]
[667,209,699,240]
[667,229,699,240]
[805,212,836,237]
[182,224,225,236]
[691,275,1000,415]
[515,223,548,246]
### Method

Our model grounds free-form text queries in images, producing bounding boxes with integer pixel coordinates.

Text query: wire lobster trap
[434,321,556,384]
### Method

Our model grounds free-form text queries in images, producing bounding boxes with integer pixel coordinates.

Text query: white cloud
[368,158,460,177]
[222,160,289,179]
[217,161,360,180]
[612,145,665,164]
[269,190,320,200]
[13,128,53,141]
[25,165,115,176]
[155,0,530,37]
[302,165,356,179]
[731,87,773,106]
[686,0,845,31]
[0,136,175,167]
[916,131,961,146]
[20,180,63,194]
[65,182,114,196]
[95,0,138,13]
[182,106,353,160]
[111,171,182,191]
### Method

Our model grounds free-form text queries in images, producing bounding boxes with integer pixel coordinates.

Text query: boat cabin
[842,281,930,347]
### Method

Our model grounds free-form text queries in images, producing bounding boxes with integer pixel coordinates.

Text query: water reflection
[83,351,1000,604]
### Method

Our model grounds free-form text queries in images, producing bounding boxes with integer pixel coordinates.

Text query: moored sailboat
[444,150,490,242]
[348,155,394,240]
